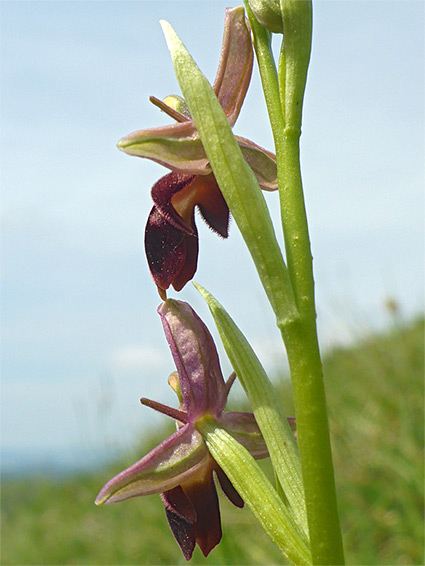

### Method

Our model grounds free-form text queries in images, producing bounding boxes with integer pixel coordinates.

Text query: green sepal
[117,123,210,175]
[95,425,209,505]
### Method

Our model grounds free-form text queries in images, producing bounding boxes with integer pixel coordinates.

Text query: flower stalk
[246,2,345,563]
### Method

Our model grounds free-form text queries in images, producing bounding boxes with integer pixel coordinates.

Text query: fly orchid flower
[117,7,279,298]
[95,300,295,559]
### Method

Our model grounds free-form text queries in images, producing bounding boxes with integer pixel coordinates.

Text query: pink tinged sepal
[212,6,253,127]
[118,121,211,175]
[116,5,279,193]
[94,424,208,505]
[237,136,278,191]
[158,300,227,420]
[117,7,253,175]
[219,411,269,459]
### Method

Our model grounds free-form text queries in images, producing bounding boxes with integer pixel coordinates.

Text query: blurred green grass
[2,317,423,565]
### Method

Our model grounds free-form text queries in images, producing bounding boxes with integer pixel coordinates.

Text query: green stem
[278,0,314,313]
[244,4,285,131]
[281,318,344,565]
[244,2,286,139]
[247,2,345,563]
[279,2,344,562]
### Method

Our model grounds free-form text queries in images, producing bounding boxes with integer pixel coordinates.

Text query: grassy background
[2,316,424,565]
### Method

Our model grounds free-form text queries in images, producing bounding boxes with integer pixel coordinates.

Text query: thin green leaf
[194,282,308,536]
[198,417,311,566]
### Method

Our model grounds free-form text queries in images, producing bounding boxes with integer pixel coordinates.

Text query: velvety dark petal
[213,7,253,127]
[145,206,198,293]
[151,172,196,234]
[182,468,222,557]
[185,175,230,238]
[158,300,227,420]
[162,486,197,560]
[172,223,199,292]
[215,467,244,508]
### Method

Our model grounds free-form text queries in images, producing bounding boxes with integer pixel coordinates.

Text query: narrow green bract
[160,19,298,327]
[195,282,308,535]
[198,418,312,566]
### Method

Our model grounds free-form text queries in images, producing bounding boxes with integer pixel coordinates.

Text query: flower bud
[248,0,283,33]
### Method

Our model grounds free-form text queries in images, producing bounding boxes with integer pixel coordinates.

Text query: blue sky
[1,1,424,469]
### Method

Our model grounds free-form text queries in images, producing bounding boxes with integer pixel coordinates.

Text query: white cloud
[108,344,168,376]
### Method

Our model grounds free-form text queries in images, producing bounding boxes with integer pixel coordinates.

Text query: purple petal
[215,467,244,508]
[95,424,208,505]
[158,300,227,420]
[213,7,253,127]
[140,397,188,424]
[182,467,222,557]
[151,172,196,234]
[149,95,191,123]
